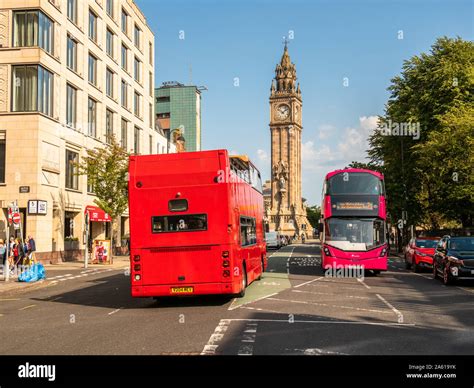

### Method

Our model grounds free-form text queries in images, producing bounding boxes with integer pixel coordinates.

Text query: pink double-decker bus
[320,168,388,274]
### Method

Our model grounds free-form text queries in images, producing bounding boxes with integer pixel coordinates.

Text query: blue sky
[135,0,473,205]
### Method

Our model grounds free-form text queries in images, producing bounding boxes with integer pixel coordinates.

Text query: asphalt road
[1,243,473,355]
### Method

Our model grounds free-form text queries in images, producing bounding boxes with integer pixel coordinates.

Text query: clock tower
[268,43,309,238]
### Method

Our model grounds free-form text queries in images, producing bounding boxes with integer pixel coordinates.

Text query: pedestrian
[302,233,306,244]
[0,239,6,273]
[8,236,15,270]
[14,238,26,268]
[26,235,36,264]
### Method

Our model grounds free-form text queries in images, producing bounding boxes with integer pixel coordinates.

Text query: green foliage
[367,36,474,229]
[347,161,382,173]
[306,205,322,228]
[76,135,130,220]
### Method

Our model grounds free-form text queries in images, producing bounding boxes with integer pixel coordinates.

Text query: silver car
[265,232,281,250]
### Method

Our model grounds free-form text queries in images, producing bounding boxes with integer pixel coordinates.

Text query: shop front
[84,206,112,264]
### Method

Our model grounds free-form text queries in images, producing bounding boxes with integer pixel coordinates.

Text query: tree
[77,136,130,250]
[306,205,321,229]
[347,161,382,172]
[368,37,474,231]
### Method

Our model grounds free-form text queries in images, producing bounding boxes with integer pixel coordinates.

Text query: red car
[404,237,440,272]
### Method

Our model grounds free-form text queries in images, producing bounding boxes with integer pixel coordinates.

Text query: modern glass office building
[155,82,202,152]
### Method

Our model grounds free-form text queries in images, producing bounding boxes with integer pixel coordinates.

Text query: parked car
[433,236,474,285]
[404,237,440,272]
[265,232,281,250]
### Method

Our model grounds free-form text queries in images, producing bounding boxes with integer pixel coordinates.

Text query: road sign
[12,212,21,224]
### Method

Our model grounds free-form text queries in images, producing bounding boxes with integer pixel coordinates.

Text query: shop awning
[85,206,111,222]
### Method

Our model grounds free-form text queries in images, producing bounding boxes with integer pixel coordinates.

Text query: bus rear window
[168,199,188,212]
[152,214,207,233]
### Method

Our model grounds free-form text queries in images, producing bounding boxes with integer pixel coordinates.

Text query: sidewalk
[0,255,130,295]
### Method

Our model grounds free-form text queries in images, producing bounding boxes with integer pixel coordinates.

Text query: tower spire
[272,40,298,95]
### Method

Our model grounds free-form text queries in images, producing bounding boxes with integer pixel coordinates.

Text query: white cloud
[359,115,379,131]
[317,124,335,140]
[257,149,269,162]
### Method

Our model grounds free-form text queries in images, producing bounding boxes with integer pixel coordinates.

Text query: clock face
[276,104,290,120]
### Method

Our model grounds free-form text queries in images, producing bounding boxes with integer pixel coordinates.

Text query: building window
[156,96,170,103]
[149,42,153,65]
[149,134,153,155]
[134,57,141,82]
[121,44,128,71]
[88,97,97,138]
[157,112,170,119]
[64,211,76,239]
[134,91,141,117]
[88,9,97,42]
[121,118,128,150]
[0,132,5,184]
[66,35,77,71]
[149,103,153,128]
[134,126,140,154]
[13,10,54,55]
[12,65,53,117]
[106,28,114,57]
[66,83,77,128]
[149,72,153,97]
[67,0,77,23]
[106,0,114,18]
[88,53,97,85]
[121,9,128,34]
[65,149,79,190]
[134,24,141,48]
[106,68,114,97]
[106,109,114,143]
[121,79,128,108]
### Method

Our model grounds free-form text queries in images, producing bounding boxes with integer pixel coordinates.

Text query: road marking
[201,319,231,355]
[108,307,123,316]
[0,298,20,301]
[357,278,371,289]
[19,304,36,311]
[292,289,371,300]
[223,318,415,327]
[48,274,73,280]
[410,271,435,280]
[456,287,474,294]
[289,347,348,356]
[294,276,323,288]
[228,292,278,311]
[286,247,296,275]
[376,294,404,323]
[238,322,258,355]
[267,297,392,314]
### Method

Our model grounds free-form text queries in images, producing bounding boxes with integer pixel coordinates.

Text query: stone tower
[268,43,310,238]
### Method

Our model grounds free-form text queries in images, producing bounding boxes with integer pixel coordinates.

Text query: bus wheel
[237,265,247,297]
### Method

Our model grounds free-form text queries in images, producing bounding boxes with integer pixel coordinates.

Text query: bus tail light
[134,274,141,281]
[323,247,332,257]
[133,255,140,262]
[223,270,230,277]
[222,260,230,268]
[134,264,141,271]
[222,251,229,258]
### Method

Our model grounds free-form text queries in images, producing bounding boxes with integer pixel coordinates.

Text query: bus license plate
[170,287,194,294]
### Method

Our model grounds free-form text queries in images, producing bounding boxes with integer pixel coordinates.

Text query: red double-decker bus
[128,149,267,298]
[321,168,388,273]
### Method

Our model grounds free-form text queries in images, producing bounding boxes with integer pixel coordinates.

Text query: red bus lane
[128,149,267,299]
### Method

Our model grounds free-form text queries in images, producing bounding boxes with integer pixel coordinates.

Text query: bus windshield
[324,218,386,251]
[328,173,383,195]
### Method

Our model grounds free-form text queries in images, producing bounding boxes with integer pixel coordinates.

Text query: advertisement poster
[92,240,111,264]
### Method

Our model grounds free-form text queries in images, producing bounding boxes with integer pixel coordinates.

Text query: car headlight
[448,256,464,265]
